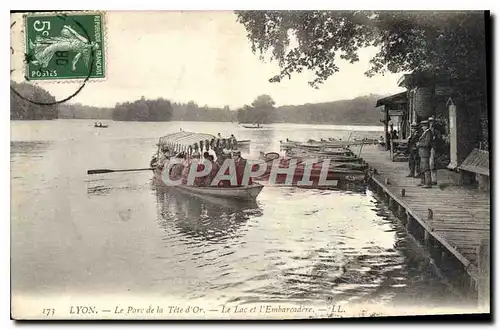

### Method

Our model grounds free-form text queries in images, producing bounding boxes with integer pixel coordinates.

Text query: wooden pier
[356,145,490,308]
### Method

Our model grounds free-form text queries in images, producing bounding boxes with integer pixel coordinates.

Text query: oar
[87,168,154,175]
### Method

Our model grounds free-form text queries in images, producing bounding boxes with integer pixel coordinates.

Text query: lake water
[11,120,465,316]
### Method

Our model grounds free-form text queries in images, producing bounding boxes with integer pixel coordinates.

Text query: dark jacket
[430,128,441,150]
[408,131,419,151]
[417,128,432,158]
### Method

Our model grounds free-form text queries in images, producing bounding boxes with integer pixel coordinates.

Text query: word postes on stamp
[24,12,105,81]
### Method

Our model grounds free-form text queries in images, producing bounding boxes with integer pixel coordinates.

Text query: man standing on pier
[416,120,432,188]
[428,116,439,185]
[406,123,420,177]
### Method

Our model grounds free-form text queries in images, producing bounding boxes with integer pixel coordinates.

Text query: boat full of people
[150,131,264,201]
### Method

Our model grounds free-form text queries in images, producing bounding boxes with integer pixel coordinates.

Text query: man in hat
[406,123,420,177]
[416,120,432,188]
[230,134,238,149]
[428,116,439,185]
[233,150,251,186]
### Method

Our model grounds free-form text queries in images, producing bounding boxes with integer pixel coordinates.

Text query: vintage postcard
[10,10,491,320]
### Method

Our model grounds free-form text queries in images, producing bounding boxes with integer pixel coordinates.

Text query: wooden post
[397,204,404,218]
[477,239,490,311]
[447,101,458,170]
[424,231,432,250]
[401,209,408,225]
[384,106,389,150]
[441,251,447,263]
[406,211,412,232]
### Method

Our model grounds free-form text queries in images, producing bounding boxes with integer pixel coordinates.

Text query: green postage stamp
[24,12,105,80]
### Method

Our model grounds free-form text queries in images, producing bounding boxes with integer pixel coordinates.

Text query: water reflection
[10,141,52,159]
[10,120,462,310]
[153,182,263,241]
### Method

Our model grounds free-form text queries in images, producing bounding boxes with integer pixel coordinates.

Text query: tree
[251,94,275,109]
[251,94,275,123]
[112,97,173,121]
[236,11,489,146]
[235,11,487,99]
[10,81,58,120]
[237,94,276,124]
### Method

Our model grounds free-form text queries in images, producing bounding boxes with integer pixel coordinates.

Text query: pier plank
[359,146,490,282]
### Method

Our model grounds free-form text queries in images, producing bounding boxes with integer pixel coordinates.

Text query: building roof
[458,148,489,176]
[158,131,216,148]
[375,92,408,108]
[398,71,451,88]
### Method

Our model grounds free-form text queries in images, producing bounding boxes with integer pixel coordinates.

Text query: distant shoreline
[11,118,384,127]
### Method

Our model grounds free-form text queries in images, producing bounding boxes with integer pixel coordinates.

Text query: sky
[11,11,405,109]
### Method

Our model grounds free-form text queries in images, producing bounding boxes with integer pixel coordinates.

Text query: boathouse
[394,70,489,190]
[375,91,408,150]
[367,70,490,307]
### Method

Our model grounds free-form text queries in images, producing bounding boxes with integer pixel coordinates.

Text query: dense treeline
[11,80,386,126]
[170,101,235,122]
[237,94,384,125]
[59,103,114,119]
[274,94,385,125]
[112,97,173,121]
[10,81,58,120]
[58,100,236,122]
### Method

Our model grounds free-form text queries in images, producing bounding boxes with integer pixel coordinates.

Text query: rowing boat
[280,140,300,148]
[153,166,264,201]
[284,150,363,164]
[281,139,365,150]
[254,152,367,187]
[172,182,264,200]
[153,131,264,201]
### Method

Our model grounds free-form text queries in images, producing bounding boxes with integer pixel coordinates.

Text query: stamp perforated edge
[20,10,108,85]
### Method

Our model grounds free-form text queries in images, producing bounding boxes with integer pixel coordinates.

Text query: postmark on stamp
[24,12,105,81]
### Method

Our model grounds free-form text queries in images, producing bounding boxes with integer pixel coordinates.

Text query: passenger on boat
[205,154,219,186]
[180,153,191,184]
[233,151,252,186]
[230,134,237,149]
[185,152,208,186]
[216,149,229,166]
[170,153,185,180]
[156,147,171,170]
